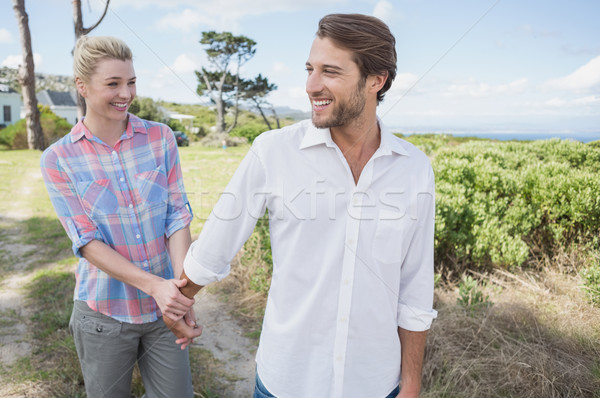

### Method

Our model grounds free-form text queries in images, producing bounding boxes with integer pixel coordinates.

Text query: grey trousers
[69,300,193,398]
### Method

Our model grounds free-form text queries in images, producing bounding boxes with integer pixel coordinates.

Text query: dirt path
[192,292,257,396]
[0,172,39,373]
[0,170,258,396]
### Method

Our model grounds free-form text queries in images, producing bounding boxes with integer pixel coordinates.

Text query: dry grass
[215,246,600,397]
[423,269,600,397]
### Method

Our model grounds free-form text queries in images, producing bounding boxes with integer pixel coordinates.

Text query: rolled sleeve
[164,126,193,238]
[41,148,101,258]
[397,164,438,331]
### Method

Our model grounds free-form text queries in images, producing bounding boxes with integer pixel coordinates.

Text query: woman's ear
[75,77,86,98]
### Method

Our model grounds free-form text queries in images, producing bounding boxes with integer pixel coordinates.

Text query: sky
[1,0,599,135]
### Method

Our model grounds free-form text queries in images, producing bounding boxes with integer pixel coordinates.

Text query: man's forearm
[179,270,204,299]
[398,327,428,397]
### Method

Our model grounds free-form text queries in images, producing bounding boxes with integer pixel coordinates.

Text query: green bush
[0,105,72,149]
[230,123,269,143]
[580,260,600,305]
[434,139,600,271]
[457,275,491,315]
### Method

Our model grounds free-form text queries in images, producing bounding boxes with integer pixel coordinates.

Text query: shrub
[580,260,600,305]
[0,105,72,149]
[457,275,491,315]
[230,123,269,143]
[434,139,600,272]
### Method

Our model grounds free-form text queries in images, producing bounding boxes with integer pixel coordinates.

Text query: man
[168,13,437,398]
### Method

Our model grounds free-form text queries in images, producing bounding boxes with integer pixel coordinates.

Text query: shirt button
[348,238,355,246]
[344,279,350,285]
[336,355,343,361]
[129,204,133,209]
[136,234,141,239]
[120,177,124,182]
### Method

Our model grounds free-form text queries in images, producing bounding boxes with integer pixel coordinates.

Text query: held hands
[151,278,196,322]
[164,308,203,350]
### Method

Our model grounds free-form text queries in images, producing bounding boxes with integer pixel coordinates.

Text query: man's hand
[151,278,195,322]
[164,313,203,350]
[396,387,420,398]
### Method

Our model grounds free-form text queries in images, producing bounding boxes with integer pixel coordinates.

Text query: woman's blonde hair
[73,35,132,82]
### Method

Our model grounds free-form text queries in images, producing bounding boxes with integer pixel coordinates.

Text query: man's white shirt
[184,119,437,398]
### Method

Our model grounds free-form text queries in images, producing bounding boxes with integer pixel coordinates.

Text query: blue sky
[1,0,599,134]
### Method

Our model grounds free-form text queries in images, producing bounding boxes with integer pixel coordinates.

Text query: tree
[12,0,45,150]
[72,0,110,120]
[195,31,256,135]
[129,97,165,122]
[241,74,279,130]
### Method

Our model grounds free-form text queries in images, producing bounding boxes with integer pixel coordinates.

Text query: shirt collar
[378,118,410,157]
[69,113,148,143]
[299,121,337,150]
[299,117,410,157]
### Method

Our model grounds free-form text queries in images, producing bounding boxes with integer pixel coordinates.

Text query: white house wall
[0,92,22,126]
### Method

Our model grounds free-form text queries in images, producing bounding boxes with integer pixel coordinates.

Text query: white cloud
[289,86,306,99]
[145,0,345,31]
[390,73,419,92]
[156,8,210,32]
[543,56,600,91]
[1,53,43,68]
[544,95,599,108]
[373,0,394,24]
[273,62,291,74]
[0,28,13,44]
[171,54,198,74]
[445,77,528,97]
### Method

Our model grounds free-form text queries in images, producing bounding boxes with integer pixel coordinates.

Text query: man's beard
[311,80,366,129]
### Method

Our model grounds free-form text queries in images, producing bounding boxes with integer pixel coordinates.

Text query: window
[3,106,10,122]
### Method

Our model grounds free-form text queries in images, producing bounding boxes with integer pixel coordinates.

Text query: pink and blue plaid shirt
[41,114,193,324]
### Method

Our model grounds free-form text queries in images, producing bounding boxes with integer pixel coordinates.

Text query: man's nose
[306,71,324,95]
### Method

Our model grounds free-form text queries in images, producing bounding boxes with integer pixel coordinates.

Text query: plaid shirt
[41,114,193,324]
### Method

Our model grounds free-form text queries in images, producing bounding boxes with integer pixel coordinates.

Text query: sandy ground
[0,166,257,395]
[192,292,258,396]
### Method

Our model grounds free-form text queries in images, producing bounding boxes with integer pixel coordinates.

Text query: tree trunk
[72,0,110,120]
[214,73,227,134]
[270,105,281,129]
[254,99,272,130]
[12,0,45,150]
[225,60,242,134]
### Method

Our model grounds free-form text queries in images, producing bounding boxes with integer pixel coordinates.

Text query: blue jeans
[254,372,400,398]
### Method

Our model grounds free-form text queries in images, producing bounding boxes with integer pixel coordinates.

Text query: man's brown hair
[316,13,397,104]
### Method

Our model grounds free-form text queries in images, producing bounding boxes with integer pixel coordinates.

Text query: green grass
[0,146,244,396]
[2,136,599,397]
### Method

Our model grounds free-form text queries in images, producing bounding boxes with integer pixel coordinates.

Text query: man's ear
[75,77,87,98]
[367,72,388,94]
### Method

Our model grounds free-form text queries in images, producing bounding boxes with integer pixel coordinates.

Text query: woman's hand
[150,278,195,321]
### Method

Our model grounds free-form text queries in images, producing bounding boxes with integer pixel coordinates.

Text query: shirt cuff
[66,218,101,258]
[183,244,231,286]
[165,203,193,238]
[397,304,438,332]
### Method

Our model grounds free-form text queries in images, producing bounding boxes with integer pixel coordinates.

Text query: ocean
[397,130,600,143]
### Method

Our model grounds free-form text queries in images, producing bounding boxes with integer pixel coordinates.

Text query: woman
[41,35,201,397]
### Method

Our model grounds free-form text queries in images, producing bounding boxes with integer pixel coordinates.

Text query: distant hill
[0,67,75,93]
[239,103,310,121]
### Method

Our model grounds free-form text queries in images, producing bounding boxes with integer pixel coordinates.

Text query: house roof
[37,90,77,107]
[0,84,17,93]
